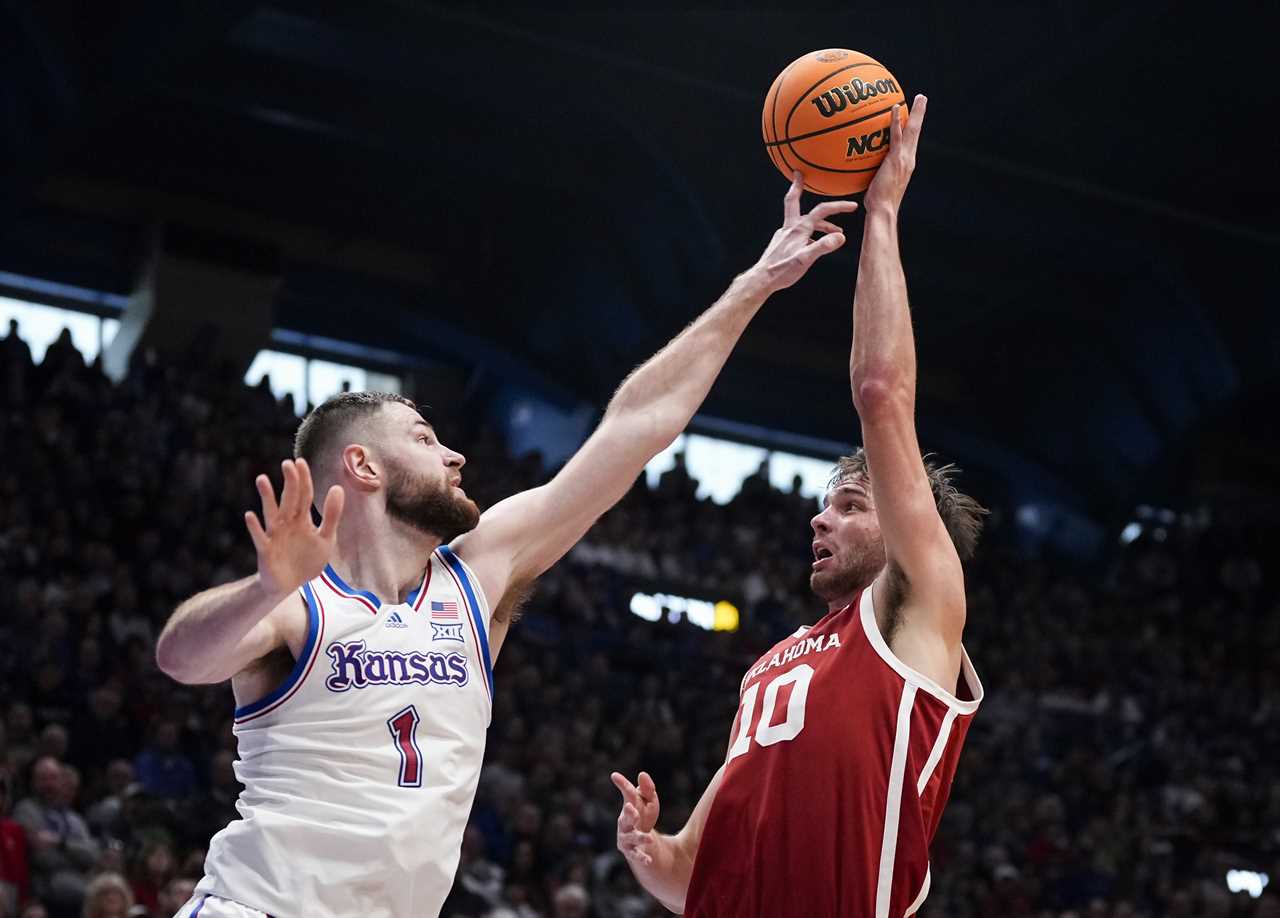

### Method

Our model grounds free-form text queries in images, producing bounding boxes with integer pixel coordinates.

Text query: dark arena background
[1,3,1278,917]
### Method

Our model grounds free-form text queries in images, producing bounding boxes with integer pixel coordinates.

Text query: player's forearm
[627,832,696,914]
[605,268,772,445]
[850,209,917,413]
[155,574,280,683]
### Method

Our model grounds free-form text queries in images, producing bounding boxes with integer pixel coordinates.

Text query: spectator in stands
[0,764,30,918]
[78,872,132,918]
[127,842,173,917]
[131,723,195,802]
[2,708,37,787]
[550,883,590,918]
[155,877,197,918]
[0,322,1275,917]
[72,690,137,784]
[10,758,98,916]
[83,763,132,844]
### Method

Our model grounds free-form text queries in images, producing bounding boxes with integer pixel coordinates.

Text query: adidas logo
[385,611,409,629]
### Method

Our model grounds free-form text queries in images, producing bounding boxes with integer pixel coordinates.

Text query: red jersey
[685,588,983,918]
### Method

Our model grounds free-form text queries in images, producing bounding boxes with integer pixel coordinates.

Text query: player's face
[809,478,886,602]
[378,404,480,542]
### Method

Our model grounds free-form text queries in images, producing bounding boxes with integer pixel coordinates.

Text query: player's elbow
[852,374,911,420]
[154,630,205,684]
[154,637,186,682]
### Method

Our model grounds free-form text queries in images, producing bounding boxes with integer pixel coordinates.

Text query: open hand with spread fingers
[243,457,345,601]
[611,770,662,868]
[863,94,927,216]
[754,171,859,292]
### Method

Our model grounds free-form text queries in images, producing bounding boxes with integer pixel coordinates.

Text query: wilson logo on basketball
[810,78,901,118]
[846,127,891,157]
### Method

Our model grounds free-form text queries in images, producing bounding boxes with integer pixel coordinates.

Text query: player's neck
[331,511,438,605]
[827,592,858,615]
[825,576,874,615]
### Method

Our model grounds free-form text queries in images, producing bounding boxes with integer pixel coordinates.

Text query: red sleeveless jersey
[684,588,983,918]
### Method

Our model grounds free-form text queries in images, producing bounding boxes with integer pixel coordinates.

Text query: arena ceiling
[2,1,1276,521]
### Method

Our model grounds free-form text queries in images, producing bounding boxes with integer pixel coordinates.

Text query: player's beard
[384,460,480,543]
[809,533,885,604]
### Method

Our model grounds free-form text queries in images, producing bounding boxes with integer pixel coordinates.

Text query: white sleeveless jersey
[196,545,493,918]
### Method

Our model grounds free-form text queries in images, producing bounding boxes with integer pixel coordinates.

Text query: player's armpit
[485,580,535,661]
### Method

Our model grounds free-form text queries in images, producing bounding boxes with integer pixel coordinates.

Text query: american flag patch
[430,600,459,620]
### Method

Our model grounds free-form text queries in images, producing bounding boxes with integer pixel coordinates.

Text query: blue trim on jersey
[190,896,207,918]
[234,583,320,719]
[437,545,494,699]
[322,563,382,608]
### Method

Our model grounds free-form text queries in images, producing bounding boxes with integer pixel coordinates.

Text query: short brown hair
[294,391,418,468]
[829,449,987,561]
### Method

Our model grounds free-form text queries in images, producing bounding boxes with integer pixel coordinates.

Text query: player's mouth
[812,543,834,570]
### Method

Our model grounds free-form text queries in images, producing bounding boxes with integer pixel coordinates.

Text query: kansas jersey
[196,545,493,918]
[685,588,983,918]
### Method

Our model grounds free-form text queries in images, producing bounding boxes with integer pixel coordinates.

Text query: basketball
[761,49,906,196]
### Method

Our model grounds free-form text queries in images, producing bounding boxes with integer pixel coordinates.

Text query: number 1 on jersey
[727,664,814,762]
[387,705,424,787]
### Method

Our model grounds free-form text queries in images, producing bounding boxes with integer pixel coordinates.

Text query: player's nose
[445,447,466,468]
[810,508,830,533]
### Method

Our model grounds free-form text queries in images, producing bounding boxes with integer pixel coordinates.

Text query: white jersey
[196,545,493,918]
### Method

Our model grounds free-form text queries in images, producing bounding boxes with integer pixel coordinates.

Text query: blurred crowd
[0,319,1276,918]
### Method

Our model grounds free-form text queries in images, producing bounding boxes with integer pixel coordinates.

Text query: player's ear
[341,443,380,491]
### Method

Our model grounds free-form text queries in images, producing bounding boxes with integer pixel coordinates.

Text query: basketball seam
[767,102,898,147]
[801,174,835,194]
[782,62,885,142]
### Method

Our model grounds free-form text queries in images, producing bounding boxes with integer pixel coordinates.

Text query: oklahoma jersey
[685,588,983,918]
[196,545,493,918]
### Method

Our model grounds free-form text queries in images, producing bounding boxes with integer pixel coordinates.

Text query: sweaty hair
[829,449,987,561]
[294,391,419,469]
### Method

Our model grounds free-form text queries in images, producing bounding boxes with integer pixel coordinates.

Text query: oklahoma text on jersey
[685,587,984,918]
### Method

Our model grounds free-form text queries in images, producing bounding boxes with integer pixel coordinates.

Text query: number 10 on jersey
[727,664,814,762]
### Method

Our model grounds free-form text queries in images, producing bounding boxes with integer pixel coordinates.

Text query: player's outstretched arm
[851,97,967,670]
[455,176,856,617]
[611,767,724,914]
[155,458,344,684]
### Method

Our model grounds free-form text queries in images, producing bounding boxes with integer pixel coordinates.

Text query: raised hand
[754,172,859,292]
[863,94,927,216]
[611,770,662,867]
[244,458,345,600]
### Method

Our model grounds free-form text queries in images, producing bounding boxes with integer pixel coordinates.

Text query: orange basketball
[761,49,906,196]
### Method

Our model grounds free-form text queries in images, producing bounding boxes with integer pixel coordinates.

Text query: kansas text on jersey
[196,546,493,918]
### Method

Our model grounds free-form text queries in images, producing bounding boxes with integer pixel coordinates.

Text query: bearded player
[154,178,857,918]
[613,96,987,917]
